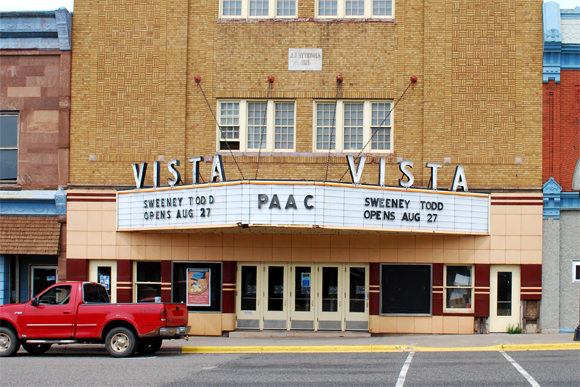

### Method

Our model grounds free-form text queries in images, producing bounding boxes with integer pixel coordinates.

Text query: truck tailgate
[164,304,188,327]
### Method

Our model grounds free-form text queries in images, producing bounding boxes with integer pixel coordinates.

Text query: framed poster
[187,268,211,306]
[173,262,222,311]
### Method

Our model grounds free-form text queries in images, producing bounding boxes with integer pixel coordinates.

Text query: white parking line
[395,351,415,387]
[500,350,541,387]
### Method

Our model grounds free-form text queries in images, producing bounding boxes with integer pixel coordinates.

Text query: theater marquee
[117,181,490,234]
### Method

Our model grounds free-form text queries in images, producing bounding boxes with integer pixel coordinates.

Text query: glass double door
[236,263,368,331]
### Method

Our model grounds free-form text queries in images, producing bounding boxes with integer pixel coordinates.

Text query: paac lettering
[258,194,314,210]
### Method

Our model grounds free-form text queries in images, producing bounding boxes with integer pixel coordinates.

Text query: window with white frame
[0,113,18,182]
[134,262,162,303]
[573,261,580,283]
[221,0,297,18]
[444,265,474,311]
[313,101,392,152]
[316,0,393,18]
[218,100,295,152]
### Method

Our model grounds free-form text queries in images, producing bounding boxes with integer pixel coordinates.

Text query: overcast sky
[0,0,579,12]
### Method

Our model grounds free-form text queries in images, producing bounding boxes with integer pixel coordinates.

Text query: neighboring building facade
[0,9,71,304]
[68,0,543,335]
[541,2,580,334]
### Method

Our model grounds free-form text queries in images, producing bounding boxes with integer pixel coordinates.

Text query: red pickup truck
[0,281,190,357]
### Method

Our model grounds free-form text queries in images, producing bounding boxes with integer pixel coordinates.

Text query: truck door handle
[63,310,72,314]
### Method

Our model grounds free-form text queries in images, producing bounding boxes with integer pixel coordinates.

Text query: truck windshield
[83,283,111,303]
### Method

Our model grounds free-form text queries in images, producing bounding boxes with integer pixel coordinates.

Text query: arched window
[573,156,580,190]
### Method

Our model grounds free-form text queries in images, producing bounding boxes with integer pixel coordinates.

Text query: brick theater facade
[67,0,544,334]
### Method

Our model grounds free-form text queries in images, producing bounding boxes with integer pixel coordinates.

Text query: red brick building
[0,9,72,304]
[541,2,580,333]
[543,73,580,191]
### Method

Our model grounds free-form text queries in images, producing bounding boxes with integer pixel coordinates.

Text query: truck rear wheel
[0,327,20,357]
[22,343,52,355]
[137,337,163,355]
[105,327,138,357]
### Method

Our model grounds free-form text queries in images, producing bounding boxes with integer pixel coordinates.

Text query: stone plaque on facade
[288,49,322,71]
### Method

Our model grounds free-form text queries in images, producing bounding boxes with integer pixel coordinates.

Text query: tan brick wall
[70,0,543,190]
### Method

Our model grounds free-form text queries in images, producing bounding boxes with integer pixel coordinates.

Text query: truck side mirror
[30,297,39,307]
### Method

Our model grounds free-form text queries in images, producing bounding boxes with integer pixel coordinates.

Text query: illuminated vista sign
[131,154,470,192]
[117,181,489,234]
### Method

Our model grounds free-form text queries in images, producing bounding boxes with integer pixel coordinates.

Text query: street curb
[182,343,580,354]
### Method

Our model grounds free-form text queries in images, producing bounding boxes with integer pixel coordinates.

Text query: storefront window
[444,265,473,310]
[172,262,222,312]
[381,264,431,314]
[134,262,161,302]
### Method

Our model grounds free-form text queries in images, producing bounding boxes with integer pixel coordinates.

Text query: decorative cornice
[544,28,561,40]
[543,5,580,80]
[561,8,580,20]
[543,177,580,219]
[543,177,562,195]
[0,8,71,51]
[54,7,71,50]
[544,2,562,43]
[0,200,58,216]
[55,188,67,215]
[561,44,580,69]
[0,190,64,200]
[0,189,67,216]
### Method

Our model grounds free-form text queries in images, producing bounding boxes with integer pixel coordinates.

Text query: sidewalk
[32,332,579,356]
[175,332,580,354]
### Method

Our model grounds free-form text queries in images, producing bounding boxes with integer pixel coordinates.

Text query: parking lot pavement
[5,342,578,387]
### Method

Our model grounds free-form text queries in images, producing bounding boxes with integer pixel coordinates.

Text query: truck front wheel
[105,327,138,357]
[0,327,20,357]
[137,337,162,355]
